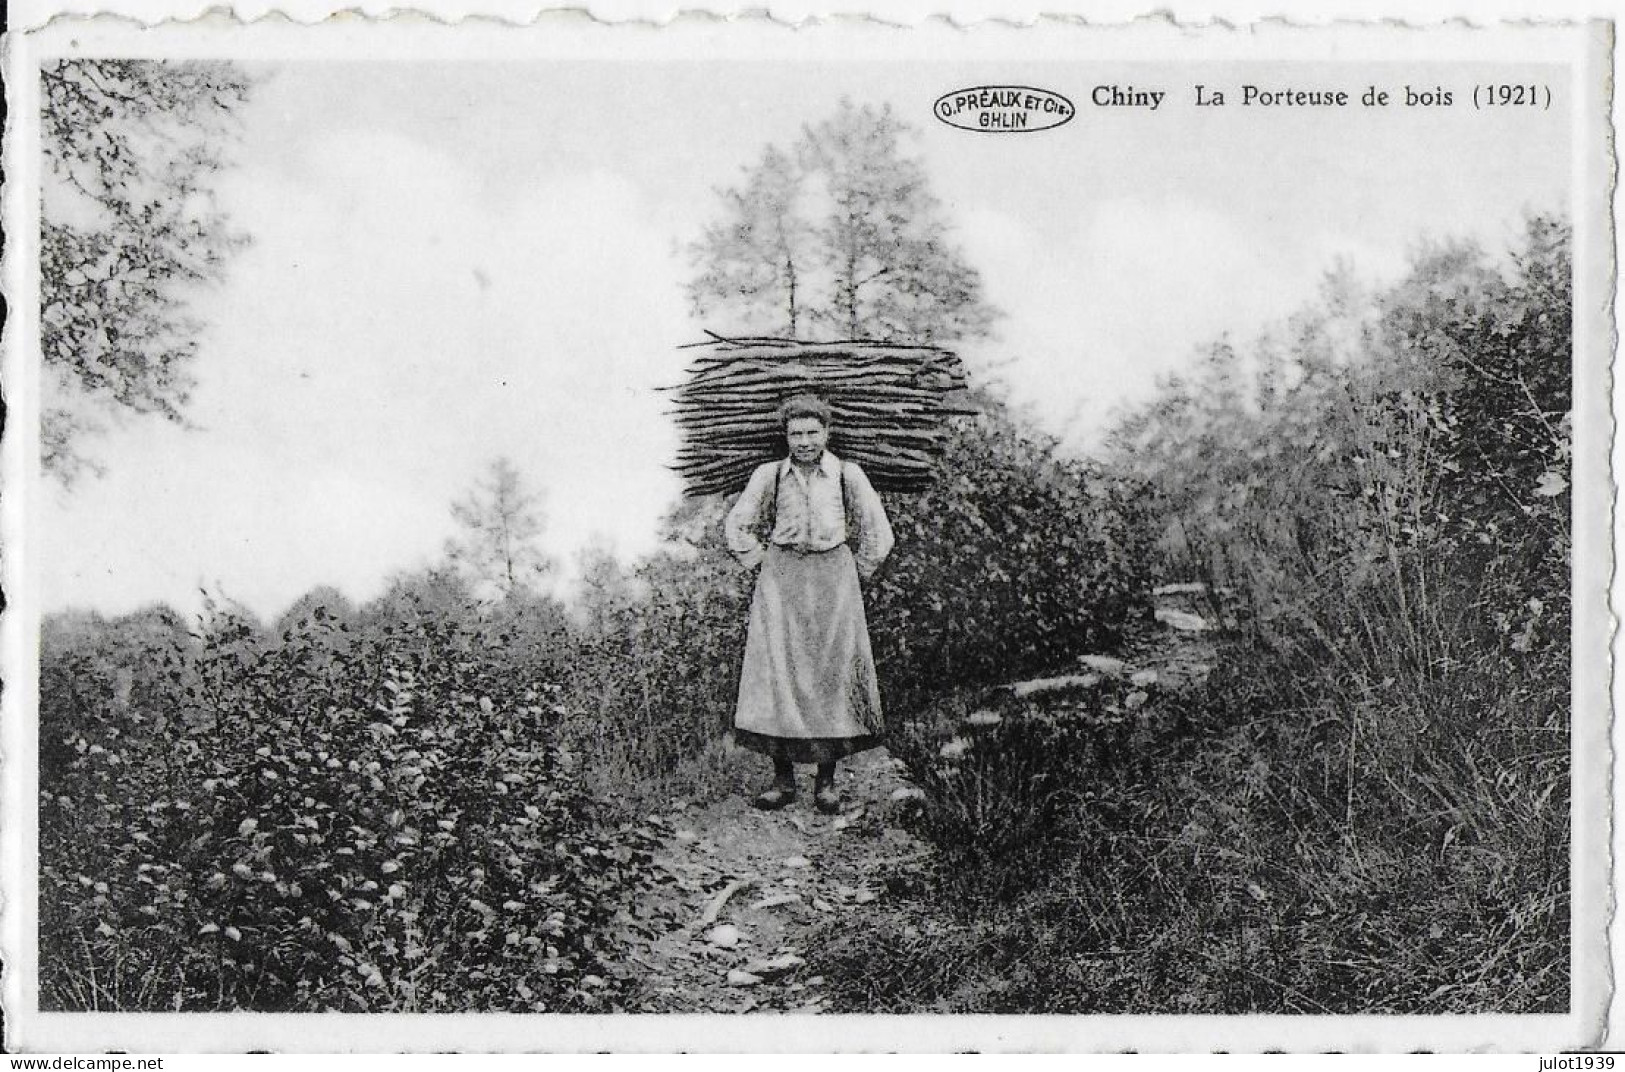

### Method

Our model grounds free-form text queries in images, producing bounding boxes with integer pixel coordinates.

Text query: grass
[806,623,1569,1015]
[577,729,766,821]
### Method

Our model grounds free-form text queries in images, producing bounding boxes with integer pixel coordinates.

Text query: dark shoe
[752,786,797,811]
[813,784,841,815]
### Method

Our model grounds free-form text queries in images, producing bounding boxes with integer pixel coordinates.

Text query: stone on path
[1078,654,1129,675]
[1153,582,1210,596]
[890,787,923,802]
[1130,669,1159,687]
[783,855,811,869]
[1154,607,1209,632]
[696,879,749,928]
[1005,673,1102,699]
[751,892,802,910]
[726,969,762,987]
[705,924,741,948]
[746,953,806,977]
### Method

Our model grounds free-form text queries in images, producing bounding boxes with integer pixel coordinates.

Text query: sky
[37,58,1572,620]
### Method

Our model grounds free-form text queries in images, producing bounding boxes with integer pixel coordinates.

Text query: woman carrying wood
[724,393,895,814]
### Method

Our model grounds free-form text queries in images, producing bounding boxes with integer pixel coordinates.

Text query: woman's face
[786,416,830,465]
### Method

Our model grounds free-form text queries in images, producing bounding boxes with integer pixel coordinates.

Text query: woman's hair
[778,393,833,430]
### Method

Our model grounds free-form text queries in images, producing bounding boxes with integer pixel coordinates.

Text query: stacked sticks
[665,336,976,497]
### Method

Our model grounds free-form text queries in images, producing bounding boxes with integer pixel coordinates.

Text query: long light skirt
[733,544,884,764]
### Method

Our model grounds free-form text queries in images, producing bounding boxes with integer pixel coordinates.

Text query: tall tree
[687,99,997,345]
[40,59,255,484]
[798,100,995,343]
[686,145,809,338]
[445,457,555,602]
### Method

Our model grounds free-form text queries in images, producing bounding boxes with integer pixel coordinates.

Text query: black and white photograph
[1,10,1613,1054]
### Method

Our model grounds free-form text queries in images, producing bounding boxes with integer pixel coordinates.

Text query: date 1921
[1475,83,1553,109]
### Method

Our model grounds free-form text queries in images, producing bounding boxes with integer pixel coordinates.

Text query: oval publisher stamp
[933,85,1075,132]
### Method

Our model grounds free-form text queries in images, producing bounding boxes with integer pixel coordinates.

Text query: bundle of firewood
[665,335,976,497]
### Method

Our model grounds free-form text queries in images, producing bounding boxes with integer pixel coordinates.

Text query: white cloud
[41,129,688,620]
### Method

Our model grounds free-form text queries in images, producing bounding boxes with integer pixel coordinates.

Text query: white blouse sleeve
[724,463,776,570]
[844,462,894,579]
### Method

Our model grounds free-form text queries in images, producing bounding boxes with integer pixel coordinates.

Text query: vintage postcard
[0,8,1613,1054]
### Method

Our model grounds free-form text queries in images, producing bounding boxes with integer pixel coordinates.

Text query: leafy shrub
[40,597,664,1012]
[361,566,575,686]
[564,535,756,809]
[867,399,1152,717]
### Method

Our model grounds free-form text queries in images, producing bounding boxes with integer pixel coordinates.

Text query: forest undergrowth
[38,218,1569,1015]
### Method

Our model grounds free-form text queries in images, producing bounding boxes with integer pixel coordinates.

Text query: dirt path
[623,745,926,1013]
[620,586,1219,1013]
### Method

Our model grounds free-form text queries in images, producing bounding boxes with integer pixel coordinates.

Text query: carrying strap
[764,457,852,544]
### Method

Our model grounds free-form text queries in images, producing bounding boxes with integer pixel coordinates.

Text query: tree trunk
[845,251,859,338]
[785,253,798,337]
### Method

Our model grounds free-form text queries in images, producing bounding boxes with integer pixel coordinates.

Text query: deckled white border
[0,9,1614,1053]
[5,0,1625,30]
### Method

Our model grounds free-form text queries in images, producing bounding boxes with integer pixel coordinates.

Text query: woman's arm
[844,462,895,579]
[724,463,776,569]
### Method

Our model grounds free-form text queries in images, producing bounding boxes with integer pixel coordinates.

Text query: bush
[564,534,757,810]
[867,400,1152,717]
[40,597,665,1012]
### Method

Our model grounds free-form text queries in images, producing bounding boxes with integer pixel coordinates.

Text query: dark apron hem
[734,729,883,764]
